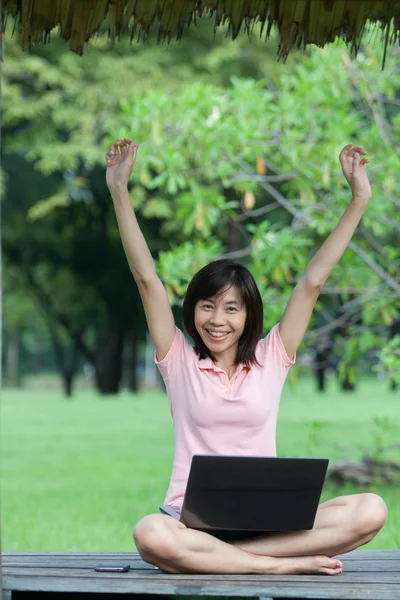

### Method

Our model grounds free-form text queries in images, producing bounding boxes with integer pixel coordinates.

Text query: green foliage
[369,417,397,461]
[304,412,399,466]
[2,27,400,388]
[111,42,400,351]
[157,239,223,304]
[375,336,400,387]
[248,221,312,285]
[336,329,383,387]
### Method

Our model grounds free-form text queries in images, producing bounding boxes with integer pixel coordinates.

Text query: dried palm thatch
[3,0,400,65]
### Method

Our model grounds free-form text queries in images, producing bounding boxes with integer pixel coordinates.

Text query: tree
[2,151,152,395]
[2,27,399,393]
[115,43,400,389]
[1,24,300,395]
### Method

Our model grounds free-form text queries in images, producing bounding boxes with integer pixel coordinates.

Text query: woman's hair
[183,259,263,366]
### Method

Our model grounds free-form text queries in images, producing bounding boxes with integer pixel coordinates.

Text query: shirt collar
[197,357,215,371]
[197,358,249,375]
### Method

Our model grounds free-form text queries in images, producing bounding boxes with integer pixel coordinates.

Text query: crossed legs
[133,493,387,575]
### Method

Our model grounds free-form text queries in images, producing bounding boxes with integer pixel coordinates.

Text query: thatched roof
[3,0,400,62]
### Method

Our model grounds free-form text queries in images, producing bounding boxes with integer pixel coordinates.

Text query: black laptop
[160,455,328,533]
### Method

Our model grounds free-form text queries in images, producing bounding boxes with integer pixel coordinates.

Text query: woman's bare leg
[134,493,386,575]
[232,493,387,558]
[134,516,342,575]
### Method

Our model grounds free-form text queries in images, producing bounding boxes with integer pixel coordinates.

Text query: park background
[1,10,400,552]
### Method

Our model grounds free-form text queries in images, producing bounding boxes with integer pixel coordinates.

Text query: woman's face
[194,286,247,360]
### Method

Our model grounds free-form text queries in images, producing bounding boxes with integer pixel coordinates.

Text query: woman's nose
[209,308,225,325]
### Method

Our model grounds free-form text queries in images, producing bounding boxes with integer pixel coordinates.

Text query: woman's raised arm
[106,138,175,360]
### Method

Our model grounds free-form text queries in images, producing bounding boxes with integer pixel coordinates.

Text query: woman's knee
[353,493,388,537]
[133,514,180,563]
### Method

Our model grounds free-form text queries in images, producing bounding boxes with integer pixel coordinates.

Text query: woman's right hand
[106,138,138,190]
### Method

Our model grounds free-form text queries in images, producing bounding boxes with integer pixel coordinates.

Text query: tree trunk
[48,324,80,398]
[389,320,399,392]
[228,218,241,252]
[63,372,74,397]
[313,347,331,392]
[95,325,124,395]
[226,188,241,253]
[336,315,359,392]
[62,341,80,398]
[128,329,139,393]
[6,326,20,387]
[341,373,355,391]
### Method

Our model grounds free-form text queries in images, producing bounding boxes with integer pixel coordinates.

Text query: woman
[106,138,387,575]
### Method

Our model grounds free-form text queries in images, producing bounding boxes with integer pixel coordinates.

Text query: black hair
[183,259,263,366]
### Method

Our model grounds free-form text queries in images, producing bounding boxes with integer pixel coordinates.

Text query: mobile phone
[95,564,130,573]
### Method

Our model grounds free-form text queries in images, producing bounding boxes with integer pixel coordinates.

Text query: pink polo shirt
[155,323,295,509]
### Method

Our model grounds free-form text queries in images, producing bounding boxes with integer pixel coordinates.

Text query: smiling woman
[183,260,263,375]
[194,286,247,370]
[105,137,387,576]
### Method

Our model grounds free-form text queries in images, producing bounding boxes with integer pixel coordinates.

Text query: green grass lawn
[1,375,399,551]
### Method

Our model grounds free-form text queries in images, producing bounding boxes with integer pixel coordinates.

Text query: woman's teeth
[207,330,228,338]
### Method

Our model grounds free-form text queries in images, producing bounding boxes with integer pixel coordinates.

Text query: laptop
[160,455,328,533]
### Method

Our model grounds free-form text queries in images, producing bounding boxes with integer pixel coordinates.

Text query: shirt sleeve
[258,322,296,369]
[154,327,188,382]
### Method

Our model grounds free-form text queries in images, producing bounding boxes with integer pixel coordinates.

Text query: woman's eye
[227,307,237,312]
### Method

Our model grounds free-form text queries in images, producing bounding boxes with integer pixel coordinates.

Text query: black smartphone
[95,564,130,573]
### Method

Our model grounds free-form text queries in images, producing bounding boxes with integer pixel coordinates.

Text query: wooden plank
[3,549,399,559]
[3,560,157,571]
[2,560,400,577]
[4,569,400,591]
[2,554,144,563]
[4,573,400,599]
[3,551,400,573]
[2,551,400,599]
[3,566,400,585]
[3,559,399,573]
[1,549,398,561]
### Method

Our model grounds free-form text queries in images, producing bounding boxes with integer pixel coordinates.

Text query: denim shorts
[164,505,267,543]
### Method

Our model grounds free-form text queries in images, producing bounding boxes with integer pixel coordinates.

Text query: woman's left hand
[339,143,372,207]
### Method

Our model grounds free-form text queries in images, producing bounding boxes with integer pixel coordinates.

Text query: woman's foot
[266,555,342,575]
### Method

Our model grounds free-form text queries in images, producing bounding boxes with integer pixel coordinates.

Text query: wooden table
[2,550,400,599]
